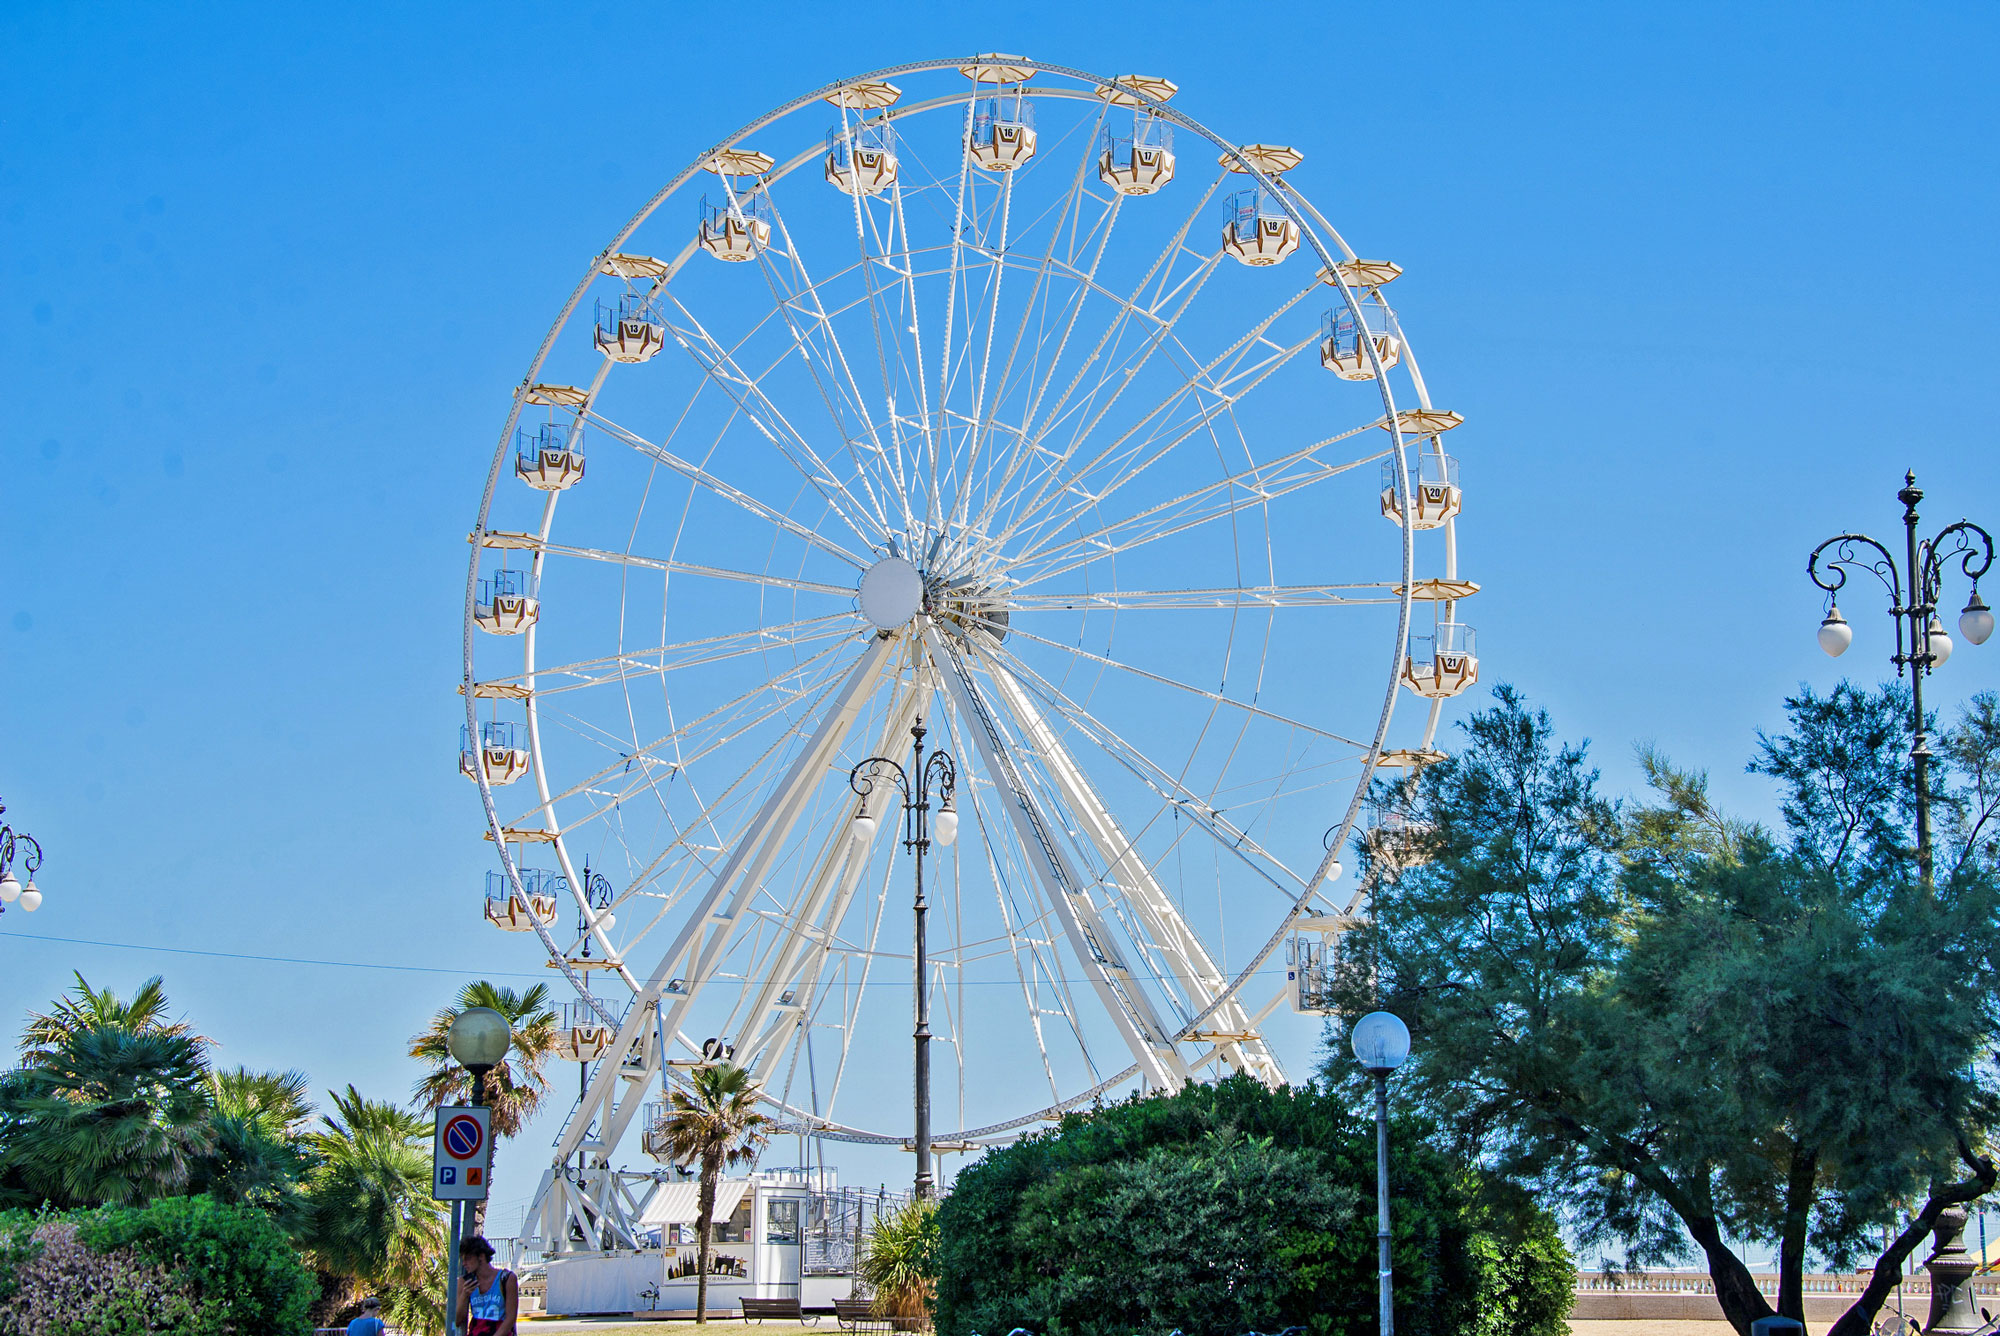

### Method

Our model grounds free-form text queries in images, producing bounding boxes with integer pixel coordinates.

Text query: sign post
[433,1106,493,1335]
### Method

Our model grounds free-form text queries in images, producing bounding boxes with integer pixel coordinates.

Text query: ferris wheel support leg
[735,682,925,1084]
[550,633,898,1183]
[980,658,1284,1085]
[927,628,1190,1093]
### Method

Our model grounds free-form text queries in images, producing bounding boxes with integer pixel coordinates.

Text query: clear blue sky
[5,1,1998,1234]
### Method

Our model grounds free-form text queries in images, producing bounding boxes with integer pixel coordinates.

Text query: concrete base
[1569,1293,1856,1323]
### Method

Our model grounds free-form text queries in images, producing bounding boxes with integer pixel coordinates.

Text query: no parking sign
[431,1105,493,1201]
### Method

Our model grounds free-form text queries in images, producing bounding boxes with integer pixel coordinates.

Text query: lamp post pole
[1808,471,1994,884]
[443,1006,512,1336]
[1352,1011,1412,1336]
[0,800,47,920]
[850,718,958,1200]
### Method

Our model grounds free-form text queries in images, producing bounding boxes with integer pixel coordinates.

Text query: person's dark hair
[459,1234,496,1258]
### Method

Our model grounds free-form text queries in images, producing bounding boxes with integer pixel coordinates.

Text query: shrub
[933,1076,1572,1336]
[0,1219,201,1336]
[78,1194,317,1335]
[860,1200,938,1326]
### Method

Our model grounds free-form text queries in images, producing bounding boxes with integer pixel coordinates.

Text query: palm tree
[858,1199,938,1329]
[20,972,205,1066]
[0,1024,216,1206]
[210,1066,314,1138]
[647,1063,772,1324]
[408,980,557,1234]
[305,1086,447,1330]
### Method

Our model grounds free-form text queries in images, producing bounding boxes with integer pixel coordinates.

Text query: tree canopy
[1328,683,2000,1336]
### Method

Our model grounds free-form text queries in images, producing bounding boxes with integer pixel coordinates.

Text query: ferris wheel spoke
[978,637,1321,893]
[953,132,1118,550]
[516,633,859,822]
[927,627,1192,1090]
[1002,294,1324,563]
[1007,428,1383,585]
[656,297,887,549]
[1003,583,1394,612]
[484,617,854,698]
[539,538,855,599]
[993,175,1227,540]
[754,204,912,536]
[991,620,1368,753]
[583,409,869,570]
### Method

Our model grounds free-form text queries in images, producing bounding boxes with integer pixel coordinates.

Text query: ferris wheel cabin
[594,293,665,364]
[1381,451,1462,529]
[1222,186,1299,267]
[967,94,1037,171]
[557,998,622,1062]
[825,122,899,196]
[1098,114,1175,196]
[485,869,562,931]
[1320,305,1403,381]
[474,569,538,635]
[461,720,531,786]
[697,150,776,262]
[1403,621,1479,699]
[516,422,586,491]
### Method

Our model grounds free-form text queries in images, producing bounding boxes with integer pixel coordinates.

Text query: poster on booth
[431,1105,493,1201]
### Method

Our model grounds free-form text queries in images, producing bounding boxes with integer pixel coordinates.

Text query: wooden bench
[833,1297,889,1331]
[741,1296,816,1324]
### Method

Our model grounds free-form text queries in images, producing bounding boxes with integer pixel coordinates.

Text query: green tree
[647,1063,773,1324]
[408,980,557,1234]
[19,973,204,1068]
[80,1193,319,1336]
[1329,684,2000,1336]
[303,1085,447,1331]
[933,1075,1570,1336]
[0,1025,217,1208]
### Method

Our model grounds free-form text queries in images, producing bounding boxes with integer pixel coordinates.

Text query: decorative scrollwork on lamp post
[0,800,47,919]
[1807,471,1993,885]
[849,719,958,1199]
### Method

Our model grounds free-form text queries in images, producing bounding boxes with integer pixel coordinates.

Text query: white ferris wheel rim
[461,56,1458,1154]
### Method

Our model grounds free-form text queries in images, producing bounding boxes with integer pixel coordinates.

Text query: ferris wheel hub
[858,556,925,629]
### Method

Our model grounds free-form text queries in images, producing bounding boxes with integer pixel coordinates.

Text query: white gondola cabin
[1222,186,1298,267]
[1285,913,1356,1013]
[594,293,665,364]
[1098,114,1175,196]
[516,422,586,491]
[474,570,539,635]
[485,869,562,931]
[1320,304,1403,381]
[1381,451,1462,529]
[461,720,531,786]
[697,150,775,262]
[967,95,1037,172]
[1403,622,1479,699]
[558,999,621,1062]
[825,122,899,196]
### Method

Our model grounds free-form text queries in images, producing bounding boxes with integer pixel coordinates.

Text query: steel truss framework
[459,57,1467,1254]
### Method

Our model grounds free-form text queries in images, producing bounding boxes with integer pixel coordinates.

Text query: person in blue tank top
[456,1235,519,1336]
[344,1297,385,1336]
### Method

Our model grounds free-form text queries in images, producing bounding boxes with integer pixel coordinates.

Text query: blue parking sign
[439,1167,457,1185]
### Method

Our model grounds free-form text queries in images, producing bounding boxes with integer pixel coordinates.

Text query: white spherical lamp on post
[1353,1010,1413,1336]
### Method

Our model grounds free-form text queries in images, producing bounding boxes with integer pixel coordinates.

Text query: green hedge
[933,1076,1572,1336]
[0,1195,316,1336]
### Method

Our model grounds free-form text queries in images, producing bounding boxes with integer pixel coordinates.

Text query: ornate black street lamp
[1808,471,1993,883]
[849,718,958,1199]
[0,800,47,919]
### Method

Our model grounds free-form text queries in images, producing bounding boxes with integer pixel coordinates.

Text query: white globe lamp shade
[17,885,40,912]
[850,811,878,845]
[1927,617,1954,667]
[1960,593,1993,647]
[595,913,616,932]
[1325,860,1344,883]
[1817,608,1853,658]
[933,804,959,847]
[0,875,18,904]
[446,1006,513,1070]
[1351,1010,1411,1075]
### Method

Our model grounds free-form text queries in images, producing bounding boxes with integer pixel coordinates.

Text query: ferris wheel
[459,57,1477,1252]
